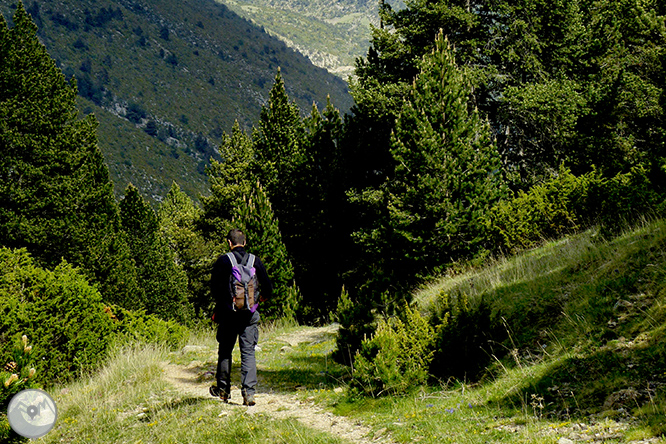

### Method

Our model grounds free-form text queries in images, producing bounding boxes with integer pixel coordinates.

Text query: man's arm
[211,254,231,306]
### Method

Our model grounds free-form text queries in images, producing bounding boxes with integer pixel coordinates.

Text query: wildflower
[3,362,17,372]
[4,374,19,388]
[28,368,36,378]
[24,346,32,354]
[22,335,28,347]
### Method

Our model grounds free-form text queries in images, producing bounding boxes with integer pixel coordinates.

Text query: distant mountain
[217,0,405,78]
[0,0,353,203]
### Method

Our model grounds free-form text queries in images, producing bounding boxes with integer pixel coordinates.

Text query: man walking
[210,229,273,406]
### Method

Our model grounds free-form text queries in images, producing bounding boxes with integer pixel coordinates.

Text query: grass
[41,332,350,444]
[31,219,666,443]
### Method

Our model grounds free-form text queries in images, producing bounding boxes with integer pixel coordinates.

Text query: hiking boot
[209,385,229,403]
[242,392,255,406]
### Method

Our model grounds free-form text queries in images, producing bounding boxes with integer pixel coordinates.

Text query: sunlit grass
[42,330,350,444]
[35,218,666,443]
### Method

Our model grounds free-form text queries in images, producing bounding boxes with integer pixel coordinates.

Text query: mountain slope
[0,0,352,203]
[217,0,405,78]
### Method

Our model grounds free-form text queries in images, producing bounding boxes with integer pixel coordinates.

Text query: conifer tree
[297,98,347,317]
[251,68,308,244]
[159,182,217,317]
[200,121,254,245]
[234,182,300,321]
[0,2,139,303]
[252,69,307,200]
[120,184,192,323]
[354,32,506,297]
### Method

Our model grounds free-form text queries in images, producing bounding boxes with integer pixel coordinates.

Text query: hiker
[209,228,273,406]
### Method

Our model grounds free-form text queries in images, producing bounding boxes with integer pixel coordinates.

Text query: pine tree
[0,2,139,304]
[200,121,254,245]
[251,68,308,245]
[120,184,192,323]
[234,182,300,321]
[354,31,507,296]
[252,69,307,201]
[159,182,217,317]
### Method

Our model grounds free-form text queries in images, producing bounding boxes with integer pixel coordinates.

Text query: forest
[1,0,666,428]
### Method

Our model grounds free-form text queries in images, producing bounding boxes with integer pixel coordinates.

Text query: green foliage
[350,0,666,187]
[487,166,662,253]
[351,31,506,302]
[234,182,300,321]
[119,185,193,323]
[201,112,301,321]
[252,69,308,217]
[333,286,376,366]
[0,2,140,307]
[429,291,496,381]
[0,248,189,392]
[106,305,188,349]
[0,248,114,385]
[200,122,255,245]
[349,305,436,397]
[159,182,218,318]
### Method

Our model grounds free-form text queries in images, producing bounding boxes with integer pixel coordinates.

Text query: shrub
[0,248,188,388]
[106,305,188,349]
[0,248,114,385]
[429,291,498,382]
[349,305,436,397]
[332,287,376,366]
[487,166,662,253]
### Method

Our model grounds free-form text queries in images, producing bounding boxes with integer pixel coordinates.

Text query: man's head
[227,229,246,249]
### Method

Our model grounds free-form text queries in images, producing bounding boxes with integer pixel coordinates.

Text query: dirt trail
[162,326,395,444]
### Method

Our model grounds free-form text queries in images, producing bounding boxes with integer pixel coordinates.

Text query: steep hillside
[416,219,666,425]
[217,0,405,78]
[0,0,352,203]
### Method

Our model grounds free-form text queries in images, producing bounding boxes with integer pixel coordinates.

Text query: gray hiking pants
[215,310,260,396]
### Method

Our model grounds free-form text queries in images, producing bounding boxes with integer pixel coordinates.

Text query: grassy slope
[37,219,666,443]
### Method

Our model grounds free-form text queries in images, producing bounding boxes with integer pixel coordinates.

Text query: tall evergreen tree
[201,121,255,243]
[252,69,307,203]
[159,182,217,317]
[120,184,192,323]
[234,182,300,321]
[0,2,138,303]
[353,32,506,298]
[251,68,308,250]
[200,119,298,320]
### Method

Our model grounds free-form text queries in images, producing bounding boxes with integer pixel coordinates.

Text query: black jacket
[211,247,273,312]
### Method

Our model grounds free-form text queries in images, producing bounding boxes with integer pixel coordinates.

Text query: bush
[429,291,498,382]
[487,166,662,253]
[0,248,189,388]
[349,305,436,397]
[106,305,188,349]
[0,248,114,385]
[332,287,376,366]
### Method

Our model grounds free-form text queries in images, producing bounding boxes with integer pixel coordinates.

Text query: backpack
[227,252,259,312]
